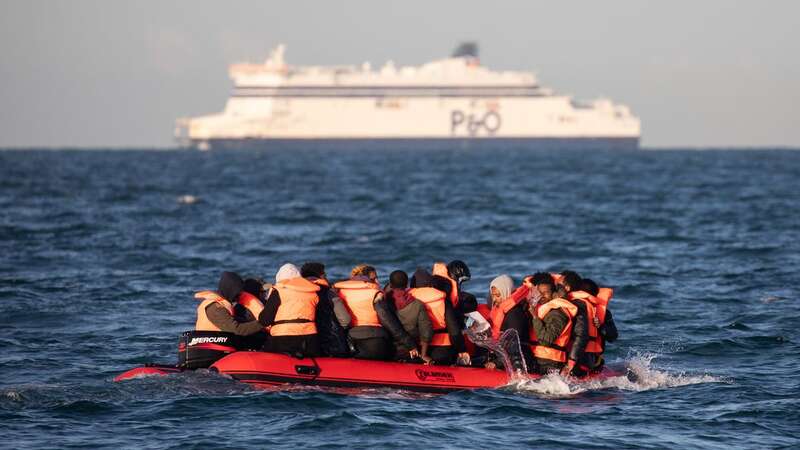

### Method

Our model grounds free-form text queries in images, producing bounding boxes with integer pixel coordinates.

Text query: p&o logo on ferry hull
[415,369,456,383]
[451,110,502,137]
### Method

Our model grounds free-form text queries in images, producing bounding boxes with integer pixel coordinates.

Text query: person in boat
[232,277,270,349]
[410,269,470,366]
[447,260,478,316]
[334,267,416,360]
[300,261,353,357]
[385,270,433,364]
[432,262,462,315]
[528,272,580,375]
[194,271,268,337]
[556,270,590,376]
[484,274,534,372]
[259,263,322,357]
[350,264,379,285]
[569,278,618,373]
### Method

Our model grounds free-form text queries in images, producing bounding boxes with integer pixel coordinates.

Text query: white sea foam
[509,352,726,397]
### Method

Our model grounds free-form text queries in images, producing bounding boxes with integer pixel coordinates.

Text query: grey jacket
[395,298,434,344]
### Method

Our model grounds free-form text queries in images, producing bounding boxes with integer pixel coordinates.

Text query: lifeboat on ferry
[114,351,620,393]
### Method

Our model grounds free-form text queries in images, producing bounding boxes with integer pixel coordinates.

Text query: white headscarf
[489,274,515,304]
[275,263,301,283]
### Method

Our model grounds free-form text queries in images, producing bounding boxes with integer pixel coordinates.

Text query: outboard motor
[177,330,240,369]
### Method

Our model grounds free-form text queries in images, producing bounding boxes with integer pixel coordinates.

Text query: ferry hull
[194,136,640,151]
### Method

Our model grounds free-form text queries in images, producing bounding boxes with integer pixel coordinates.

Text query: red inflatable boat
[115,351,620,393]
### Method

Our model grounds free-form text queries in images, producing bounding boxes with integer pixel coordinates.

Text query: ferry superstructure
[176,43,640,149]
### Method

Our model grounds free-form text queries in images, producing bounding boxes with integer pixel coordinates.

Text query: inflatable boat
[115,351,620,393]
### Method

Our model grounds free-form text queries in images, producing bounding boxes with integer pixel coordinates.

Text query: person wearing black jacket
[300,262,353,357]
[558,271,589,376]
[418,271,469,366]
[447,260,479,317]
[485,274,534,372]
[579,278,619,372]
[201,272,267,337]
[232,277,270,350]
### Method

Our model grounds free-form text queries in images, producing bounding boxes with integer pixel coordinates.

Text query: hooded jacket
[310,278,352,357]
[489,275,531,339]
[204,272,266,336]
[275,263,301,283]
[387,288,434,345]
[419,272,466,353]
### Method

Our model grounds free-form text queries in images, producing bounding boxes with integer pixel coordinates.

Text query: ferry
[176,43,640,150]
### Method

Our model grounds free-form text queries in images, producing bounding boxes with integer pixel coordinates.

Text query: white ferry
[176,43,640,149]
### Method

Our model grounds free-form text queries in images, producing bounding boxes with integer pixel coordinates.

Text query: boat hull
[210,352,511,393]
[115,352,622,394]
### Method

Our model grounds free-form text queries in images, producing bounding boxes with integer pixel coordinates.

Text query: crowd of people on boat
[192,260,618,376]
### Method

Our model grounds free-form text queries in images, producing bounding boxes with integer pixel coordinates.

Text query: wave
[508,352,726,398]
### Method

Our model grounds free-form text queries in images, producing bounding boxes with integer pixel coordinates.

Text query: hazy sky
[1,1,798,148]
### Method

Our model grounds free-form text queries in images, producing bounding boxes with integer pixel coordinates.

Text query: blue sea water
[1,145,798,449]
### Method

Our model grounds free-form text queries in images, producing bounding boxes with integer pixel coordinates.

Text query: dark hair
[560,270,582,290]
[447,260,471,283]
[300,262,325,278]
[218,271,243,302]
[431,275,452,297]
[580,278,599,296]
[242,278,264,298]
[532,272,555,287]
[389,270,408,289]
[410,268,432,288]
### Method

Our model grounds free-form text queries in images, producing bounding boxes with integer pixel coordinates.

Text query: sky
[1,1,798,148]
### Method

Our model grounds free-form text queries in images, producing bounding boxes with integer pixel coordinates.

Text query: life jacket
[530,297,578,363]
[568,288,613,353]
[194,290,234,332]
[409,287,451,346]
[489,291,531,339]
[308,277,330,289]
[433,262,460,307]
[271,277,320,336]
[487,284,533,339]
[308,277,332,304]
[334,279,382,327]
[237,291,264,322]
[476,303,491,322]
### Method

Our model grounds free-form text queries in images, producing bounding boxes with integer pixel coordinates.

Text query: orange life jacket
[568,288,613,353]
[433,262,460,307]
[531,297,578,363]
[334,279,382,327]
[409,287,451,346]
[237,291,264,322]
[489,295,525,339]
[194,290,234,332]
[271,277,320,336]
[309,277,330,289]
[476,304,492,322]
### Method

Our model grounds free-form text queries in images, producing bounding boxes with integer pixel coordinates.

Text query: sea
[1,145,798,449]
